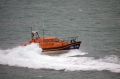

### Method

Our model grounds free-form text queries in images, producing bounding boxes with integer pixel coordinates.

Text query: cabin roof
[44,36,57,40]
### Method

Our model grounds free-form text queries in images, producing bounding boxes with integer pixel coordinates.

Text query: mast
[43,28,44,39]
[30,23,40,39]
[43,13,45,41]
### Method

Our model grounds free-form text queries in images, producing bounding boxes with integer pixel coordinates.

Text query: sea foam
[0,43,120,73]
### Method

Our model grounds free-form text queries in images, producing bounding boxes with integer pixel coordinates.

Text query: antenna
[42,14,45,40]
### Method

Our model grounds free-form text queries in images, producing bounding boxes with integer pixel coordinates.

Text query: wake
[0,43,120,73]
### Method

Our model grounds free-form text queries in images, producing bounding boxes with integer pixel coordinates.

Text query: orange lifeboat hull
[28,36,81,54]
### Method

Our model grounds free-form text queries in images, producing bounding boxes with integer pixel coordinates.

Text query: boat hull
[42,42,81,54]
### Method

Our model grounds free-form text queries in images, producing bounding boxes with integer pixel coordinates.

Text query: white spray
[0,43,120,73]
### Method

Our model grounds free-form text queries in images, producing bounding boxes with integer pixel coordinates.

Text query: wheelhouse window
[44,40,48,42]
[49,39,53,42]
[44,38,59,42]
[55,39,59,42]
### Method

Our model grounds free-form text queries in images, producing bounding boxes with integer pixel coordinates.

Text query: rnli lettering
[70,45,79,49]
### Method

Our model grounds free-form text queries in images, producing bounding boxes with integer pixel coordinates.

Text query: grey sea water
[0,0,120,79]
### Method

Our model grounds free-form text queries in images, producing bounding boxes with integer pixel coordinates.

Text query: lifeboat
[23,27,81,54]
